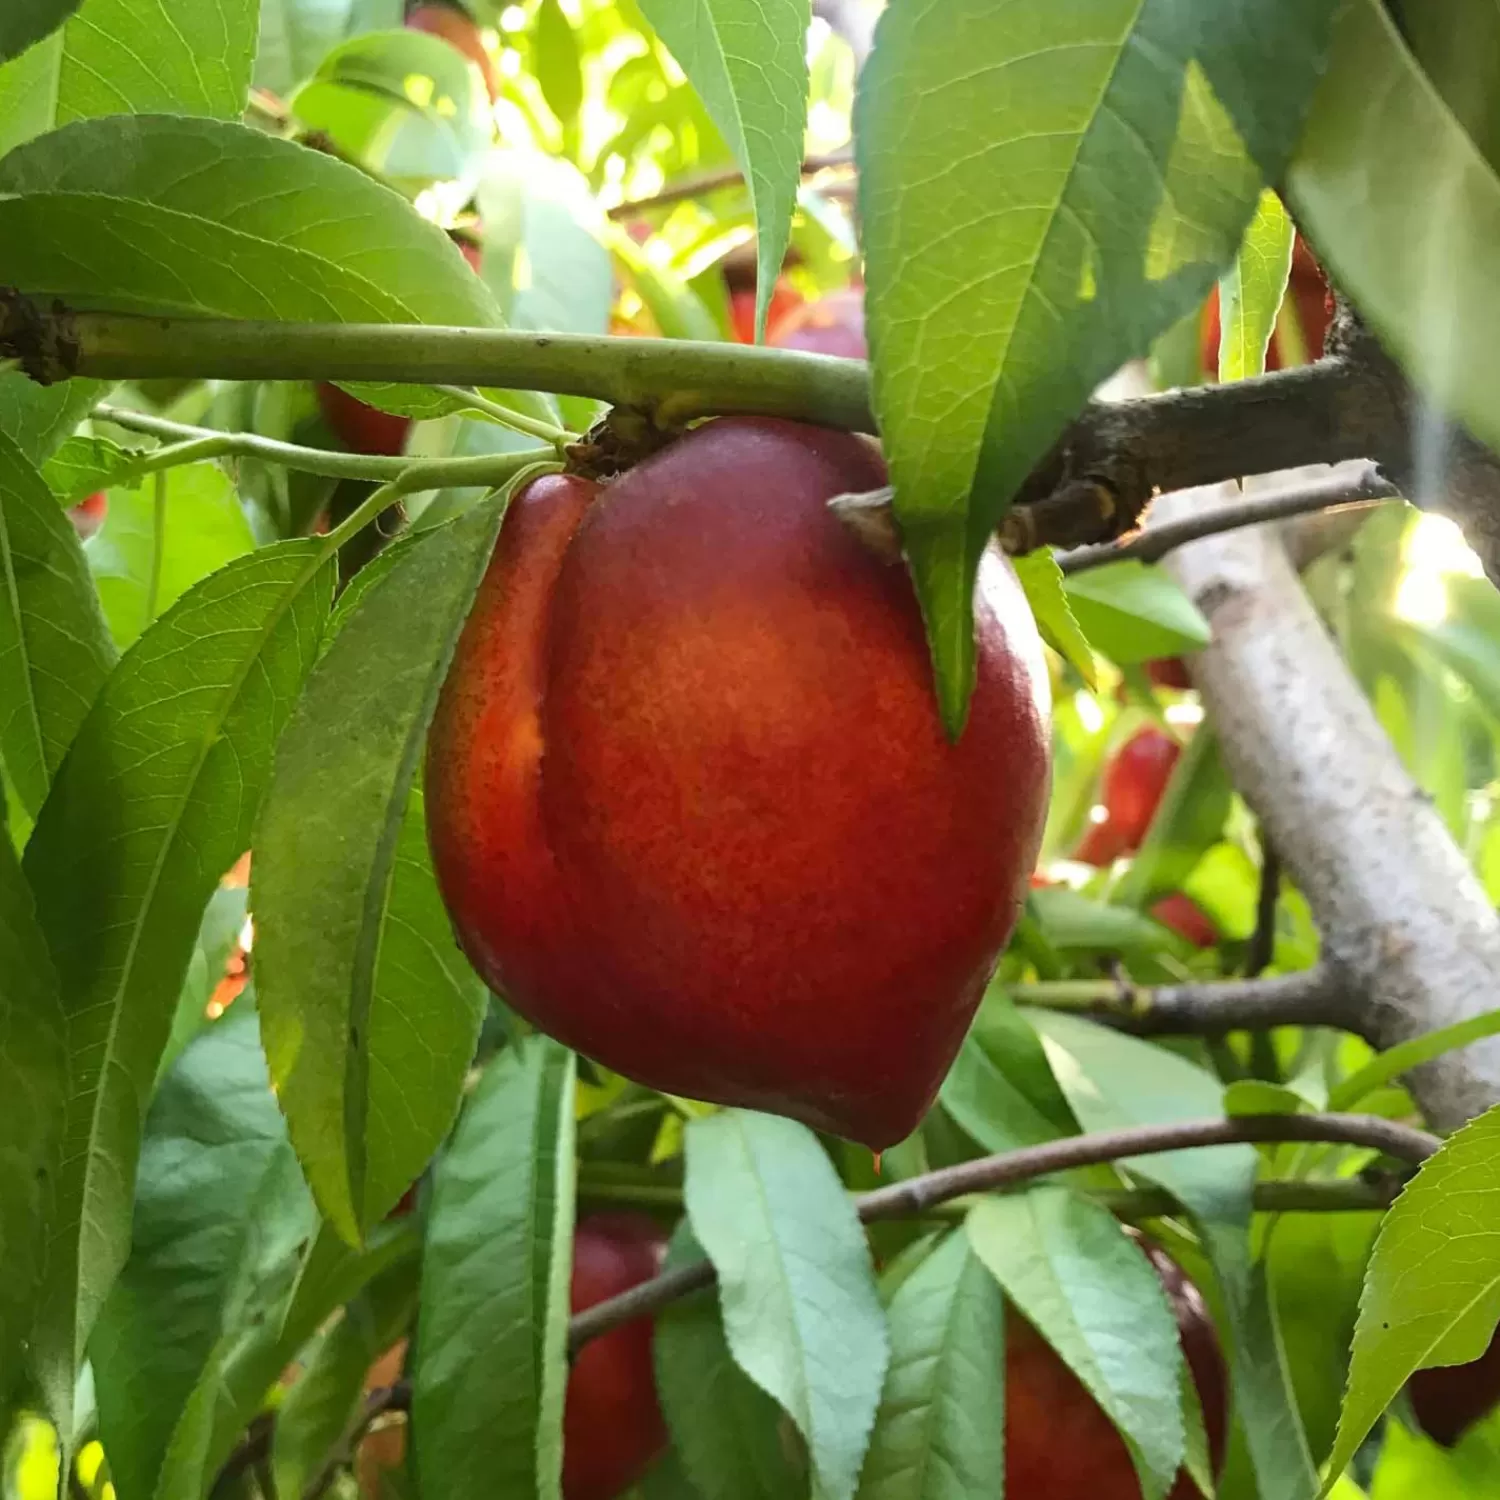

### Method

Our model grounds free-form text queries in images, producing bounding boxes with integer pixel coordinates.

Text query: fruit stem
[36,313,877,433]
[91,402,555,496]
[432,384,574,450]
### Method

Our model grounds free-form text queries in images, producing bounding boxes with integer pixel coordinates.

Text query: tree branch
[1161,474,1500,1131]
[1006,965,1362,1037]
[1055,467,1397,574]
[565,1112,1437,1355]
[606,151,853,220]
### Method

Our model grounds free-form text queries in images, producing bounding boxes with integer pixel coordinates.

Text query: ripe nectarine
[426,416,1051,1147]
[1006,1234,1227,1499]
[1150,892,1217,949]
[68,490,108,541]
[564,1215,669,1500]
[406,3,501,102]
[1408,1325,1500,1448]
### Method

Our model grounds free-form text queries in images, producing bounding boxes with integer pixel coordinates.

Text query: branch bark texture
[1162,476,1500,1131]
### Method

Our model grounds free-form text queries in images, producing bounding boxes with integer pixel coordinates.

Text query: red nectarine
[1006,1234,1227,1499]
[1408,1325,1500,1448]
[1100,728,1180,852]
[69,490,107,540]
[425,416,1051,1147]
[769,287,866,360]
[316,383,412,457]
[406,3,501,102]
[1150,892,1217,949]
[564,1215,669,1500]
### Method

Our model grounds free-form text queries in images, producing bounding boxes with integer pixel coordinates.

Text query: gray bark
[1159,475,1500,1132]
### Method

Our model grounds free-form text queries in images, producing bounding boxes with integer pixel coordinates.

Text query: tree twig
[1055,467,1398,574]
[1244,836,1282,981]
[606,151,853,220]
[1005,965,1361,1037]
[565,1112,1437,1355]
[303,1384,411,1500]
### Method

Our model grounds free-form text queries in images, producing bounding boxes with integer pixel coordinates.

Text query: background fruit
[425,417,1052,1147]
[768,286,867,359]
[1005,1234,1228,1499]
[1407,1327,1500,1448]
[729,280,803,344]
[1146,657,1194,691]
[68,490,108,540]
[406,3,501,101]
[316,383,412,456]
[1150,892,1218,949]
[563,1215,669,1500]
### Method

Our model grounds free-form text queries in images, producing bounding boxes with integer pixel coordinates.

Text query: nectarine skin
[316,382,412,456]
[426,417,1051,1147]
[564,1215,668,1500]
[1006,1235,1227,1499]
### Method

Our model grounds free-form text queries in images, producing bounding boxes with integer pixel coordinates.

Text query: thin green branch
[90,402,555,493]
[144,470,167,622]
[432,384,573,449]
[55,315,876,432]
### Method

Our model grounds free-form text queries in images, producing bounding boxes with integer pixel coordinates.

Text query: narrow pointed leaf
[21,540,334,1431]
[685,1110,888,1500]
[0,0,83,67]
[256,498,505,1243]
[0,834,65,1405]
[637,0,810,339]
[967,1189,1184,1500]
[1287,0,1500,464]
[1028,1012,1316,1500]
[656,1225,802,1500]
[1321,1105,1500,1494]
[0,431,116,817]
[90,1006,318,1500]
[413,1037,577,1500]
[855,1229,1005,1500]
[856,0,1339,730]
[1217,190,1294,382]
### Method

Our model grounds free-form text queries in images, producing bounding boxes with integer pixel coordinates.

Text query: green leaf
[1013,550,1097,689]
[0,0,257,151]
[684,1110,888,1500]
[41,435,146,504]
[855,1229,1004,1500]
[636,0,810,340]
[968,1189,1185,1500]
[534,0,584,130]
[290,29,493,189]
[256,499,503,1243]
[1329,1008,1500,1113]
[856,0,1337,731]
[1023,887,1175,957]
[1217,189,1294,381]
[0,0,83,67]
[0,115,543,424]
[89,1005,318,1500]
[1392,0,1500,170]
[1063,562,1212,667]
[0,431,116,818]
[0,378,102,469]
[0,833,65,1406]
[412,1037,577,1500]
[255,0,363,99]
[1028,1011,1317,1500]
[476,151,614,335]
[86,466,258,649]
[655,1225,802,1500]
[1287,0,1500,463]
[158,884,250,1086]
[21,540,334,1432]
[939,989,1076,1155]
[1322,1105,1500,1493]
[272,1264,418,1500]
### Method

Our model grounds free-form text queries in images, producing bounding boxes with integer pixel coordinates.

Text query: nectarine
[1006,1234,1227,1499]
[68,490,107,541]
[769,287,866,360]
[406,3,501,102]
[1150,892,1217,949]
[564,1215,669,1500]
[316,383,412,457]
[425,416,1051,1147]
[1408,1325,1500,1448]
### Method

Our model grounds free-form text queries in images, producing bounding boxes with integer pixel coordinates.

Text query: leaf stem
[144,470,167,622]
[431,384,573,449]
